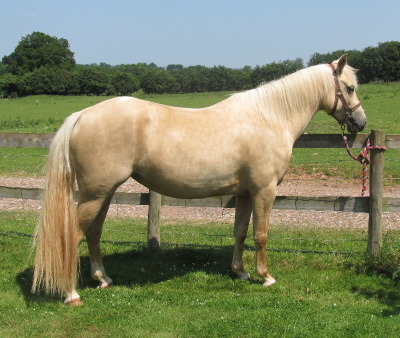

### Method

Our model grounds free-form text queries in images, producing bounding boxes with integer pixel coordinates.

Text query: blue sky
[1,0,399,68]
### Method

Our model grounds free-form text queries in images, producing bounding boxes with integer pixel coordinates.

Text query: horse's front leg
[252,186,277,287]
[231,195,252,280]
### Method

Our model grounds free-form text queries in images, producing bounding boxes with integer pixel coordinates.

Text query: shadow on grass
[346,240,400,317]
[351,283,400,317]
[16,246,237,305]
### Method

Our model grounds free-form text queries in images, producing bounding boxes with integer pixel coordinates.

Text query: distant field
[0,92,231,133]
[0,83,399,134]
[0,84,399,180]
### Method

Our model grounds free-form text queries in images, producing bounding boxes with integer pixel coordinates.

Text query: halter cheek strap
[328,64,362,121]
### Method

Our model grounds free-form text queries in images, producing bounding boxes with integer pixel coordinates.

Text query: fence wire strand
[0,144,399,253]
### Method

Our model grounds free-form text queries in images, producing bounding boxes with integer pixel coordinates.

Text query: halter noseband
[328,64,362,122]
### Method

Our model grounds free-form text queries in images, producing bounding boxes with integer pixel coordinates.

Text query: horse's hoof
[65,298,83,306]
[262,278,276,287]
[99,281,113,289]
[233,268,251,281]
[238,272,251,281]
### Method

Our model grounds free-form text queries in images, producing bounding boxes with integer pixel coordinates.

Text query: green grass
[0,92,231,133]
[0,83,399,134]
[134,90,233,109]
[288,147,400,181]
[0,147,47,176]
[0,95,112,133]
[1,210,399,337]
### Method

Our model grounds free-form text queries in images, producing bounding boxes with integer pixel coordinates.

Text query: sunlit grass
[1,83,399,134]
[1,211,399,337]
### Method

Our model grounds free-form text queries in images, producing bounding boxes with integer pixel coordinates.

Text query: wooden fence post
[147,190,161,250]
[368,130,385,256]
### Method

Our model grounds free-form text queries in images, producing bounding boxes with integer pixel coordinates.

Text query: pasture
[0,83,399,336]
[0,83,400,134]
[1,211,399,337]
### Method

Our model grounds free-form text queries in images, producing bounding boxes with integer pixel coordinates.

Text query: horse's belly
[132,169,241,199]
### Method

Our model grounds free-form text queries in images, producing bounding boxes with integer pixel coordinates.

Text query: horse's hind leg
[231,195,252,280]
[78,193,114,288]
[82,195,114,288]
[64,193,114,305]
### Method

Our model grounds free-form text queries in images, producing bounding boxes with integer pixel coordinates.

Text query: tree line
[0,32,399,97]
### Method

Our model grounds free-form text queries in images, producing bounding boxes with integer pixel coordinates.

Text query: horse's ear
[336,54,348,74]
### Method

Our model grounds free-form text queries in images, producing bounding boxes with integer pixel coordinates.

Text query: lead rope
[341,126,387,196]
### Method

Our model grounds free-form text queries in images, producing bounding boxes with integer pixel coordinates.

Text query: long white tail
[32,111,81,296]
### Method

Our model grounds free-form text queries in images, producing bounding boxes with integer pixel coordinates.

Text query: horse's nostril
[348,117,355,124]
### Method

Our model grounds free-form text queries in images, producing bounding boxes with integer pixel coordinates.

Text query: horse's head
[327,54,367,134]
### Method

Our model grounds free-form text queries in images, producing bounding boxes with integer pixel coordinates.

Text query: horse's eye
[347,86,355,94]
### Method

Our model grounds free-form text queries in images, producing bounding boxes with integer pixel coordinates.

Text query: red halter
[328,64,362,123]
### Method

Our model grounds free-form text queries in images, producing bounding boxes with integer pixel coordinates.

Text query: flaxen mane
[228,65,349,128]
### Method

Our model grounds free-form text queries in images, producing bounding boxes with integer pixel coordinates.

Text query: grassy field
[0,83,399,181]
[0,85,399,335]
[1,210,399,337]
[0,92,232,134]
[0,83,399,134]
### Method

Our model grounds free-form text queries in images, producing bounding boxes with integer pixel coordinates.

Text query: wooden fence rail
[1,131,400,255]
[1,131,400,149]
[1,186,399,213]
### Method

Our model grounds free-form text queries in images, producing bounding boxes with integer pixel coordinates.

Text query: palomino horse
[32,55,366,305]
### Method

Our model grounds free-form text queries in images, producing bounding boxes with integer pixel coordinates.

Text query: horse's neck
[257,67,328,143]
[286,100,321,143]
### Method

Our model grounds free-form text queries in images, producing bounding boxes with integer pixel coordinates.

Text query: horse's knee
[253,232,267,249]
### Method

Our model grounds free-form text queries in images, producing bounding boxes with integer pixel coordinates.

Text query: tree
[140,68,179,94]
[376,41,400,82]
[2,32,75,76]
[77,67,111,95]
[207,66,229,92]
[0,73,18,96]
[307,50,362,67]
[250,58,304,87]
[167,64,184,71]
[111,72,140,95]
[177,66,209,93]
[0,63,8,76]
[356,46,383,83]
[21,67,53,95]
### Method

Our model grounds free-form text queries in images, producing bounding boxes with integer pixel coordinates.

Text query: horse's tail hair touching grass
[32,111,81,297]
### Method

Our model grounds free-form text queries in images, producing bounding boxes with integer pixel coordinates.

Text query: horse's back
[68,96,291,199]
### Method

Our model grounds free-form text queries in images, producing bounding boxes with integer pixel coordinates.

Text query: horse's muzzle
[346,116,366,134]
